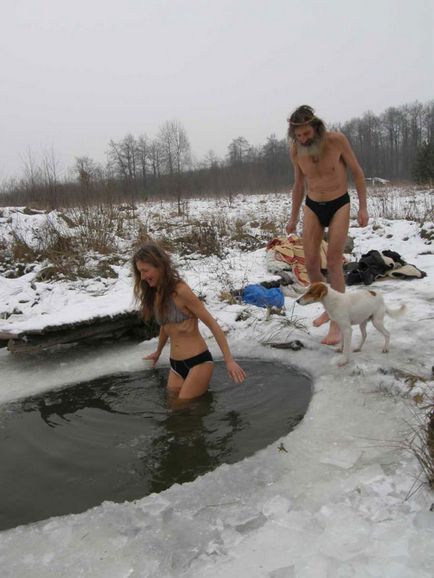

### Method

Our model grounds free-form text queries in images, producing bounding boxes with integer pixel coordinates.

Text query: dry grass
[364,186,434,223]
[10,232,39,263]
[230,219,265,251]
[173,219,227,258]
[68,205,120,253]
[6,207,126,280]
[395,368,434,489]
[219,291,239,305]
[405,402,434,489]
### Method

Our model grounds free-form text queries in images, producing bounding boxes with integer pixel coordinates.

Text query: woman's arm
[144,326,168,366]
[177,283,246,383]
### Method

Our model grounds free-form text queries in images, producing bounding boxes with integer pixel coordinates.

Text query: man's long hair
[132,241,181,321]
[287,105,326,141]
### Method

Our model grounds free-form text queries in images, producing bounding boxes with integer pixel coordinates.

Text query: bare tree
[158,120,191,174]
[204,150,220,170]
[73,156,102,204]
[41,148,60,209]
[149,138,162,180]
[107,134,140,205]
[158,120,191,213]
[262,134,291,191]
[136,134,151,197]
[227,136,250,166]
[21,148,43,205]
[424,101,434,144]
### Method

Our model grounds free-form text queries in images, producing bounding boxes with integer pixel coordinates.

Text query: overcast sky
[1,0,433,179]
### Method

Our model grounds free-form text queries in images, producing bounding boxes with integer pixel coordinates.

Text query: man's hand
[285,218,297,235]
[357,208,369,227]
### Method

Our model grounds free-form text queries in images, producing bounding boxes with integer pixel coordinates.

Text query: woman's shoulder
[172,281,199,317]
[173,280,192,298]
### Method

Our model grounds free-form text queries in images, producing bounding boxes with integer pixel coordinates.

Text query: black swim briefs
[170,349,214,380]
[305,191,350,228]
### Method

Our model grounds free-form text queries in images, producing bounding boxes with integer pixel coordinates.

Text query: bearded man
[286,105,369,345]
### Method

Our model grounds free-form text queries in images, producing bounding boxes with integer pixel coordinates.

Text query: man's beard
[296,134,324,160]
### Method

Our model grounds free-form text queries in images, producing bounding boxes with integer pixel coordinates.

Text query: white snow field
[0,188,433,577]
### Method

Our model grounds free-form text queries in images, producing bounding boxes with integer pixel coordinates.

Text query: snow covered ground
[0,188,433,577]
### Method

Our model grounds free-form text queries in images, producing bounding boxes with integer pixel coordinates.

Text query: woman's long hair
[132,241,181,321]
[287,105,326,141]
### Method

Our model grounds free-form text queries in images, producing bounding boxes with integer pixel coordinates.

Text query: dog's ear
[310,282,328,300]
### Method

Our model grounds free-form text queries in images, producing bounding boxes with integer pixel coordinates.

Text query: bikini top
[154,296,193,326]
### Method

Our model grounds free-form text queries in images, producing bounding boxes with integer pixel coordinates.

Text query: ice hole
[0,359,312,530]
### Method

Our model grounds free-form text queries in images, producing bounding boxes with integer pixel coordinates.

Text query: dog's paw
[337,356,350,367]
[382,347,389,353]
[353,347,361,352]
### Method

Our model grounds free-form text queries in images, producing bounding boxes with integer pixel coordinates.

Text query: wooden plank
[3,312,158,353]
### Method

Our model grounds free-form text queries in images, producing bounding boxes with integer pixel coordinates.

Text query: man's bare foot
[320,322,341,346]
[313,311,329,327]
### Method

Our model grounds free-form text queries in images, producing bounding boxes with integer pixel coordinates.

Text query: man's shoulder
[326,131,348,146]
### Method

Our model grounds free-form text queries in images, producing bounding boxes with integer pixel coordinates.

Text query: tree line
[1,100,433,209]
[335,100,434,182]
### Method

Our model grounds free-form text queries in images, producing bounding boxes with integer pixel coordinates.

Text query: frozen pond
[0,359,312,531]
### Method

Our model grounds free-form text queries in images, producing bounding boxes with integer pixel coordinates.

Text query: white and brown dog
[297,282,406,366]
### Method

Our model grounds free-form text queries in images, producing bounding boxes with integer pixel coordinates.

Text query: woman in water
[133,241,245,402]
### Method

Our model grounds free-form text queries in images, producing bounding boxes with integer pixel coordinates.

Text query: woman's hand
[226,359,246,384]
[143,351,160,367]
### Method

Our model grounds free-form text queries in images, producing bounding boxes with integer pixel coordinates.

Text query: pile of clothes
[238,240,427,311]
[344,249,426,285]
[265,234,329,288]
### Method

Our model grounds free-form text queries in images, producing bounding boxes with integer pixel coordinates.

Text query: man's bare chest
[298,148,343,179]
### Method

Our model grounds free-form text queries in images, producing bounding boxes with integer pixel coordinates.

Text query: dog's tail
[385,304,407,319]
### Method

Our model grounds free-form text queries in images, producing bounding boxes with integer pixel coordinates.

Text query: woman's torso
[156,283,207,360]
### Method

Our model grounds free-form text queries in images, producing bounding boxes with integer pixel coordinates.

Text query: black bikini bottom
[170,349,214,380]
[305,191,350,228]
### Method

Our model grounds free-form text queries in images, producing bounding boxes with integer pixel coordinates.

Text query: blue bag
[241,284,284,308]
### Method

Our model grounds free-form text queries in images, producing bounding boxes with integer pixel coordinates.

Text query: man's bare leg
[313,311,329,327]
[302,206,329,328]
[320,203,350,345]
[321,321,341,345]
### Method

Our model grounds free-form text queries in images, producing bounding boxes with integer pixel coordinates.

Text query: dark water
[0,360,312,531]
